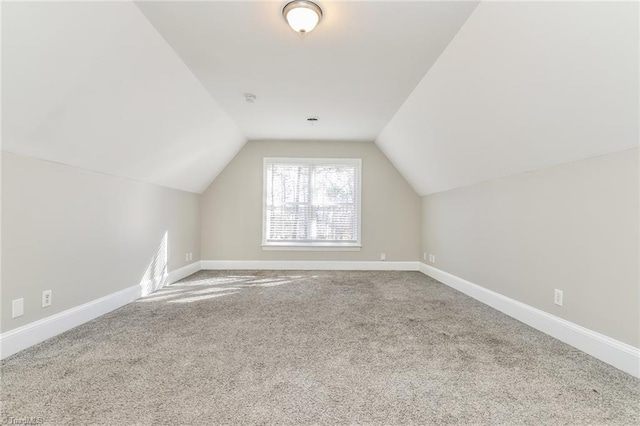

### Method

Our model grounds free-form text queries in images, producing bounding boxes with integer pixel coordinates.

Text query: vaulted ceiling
[2,1,244,193]
[135,0,478,141]
[2,1,637,195]
[377,1,638,195]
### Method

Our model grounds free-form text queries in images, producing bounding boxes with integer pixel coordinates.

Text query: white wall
[1,153,200,333]
[200,140,420,262]
[421,149,639,347]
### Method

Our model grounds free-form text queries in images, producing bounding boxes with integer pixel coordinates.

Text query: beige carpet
[2,270,639,425]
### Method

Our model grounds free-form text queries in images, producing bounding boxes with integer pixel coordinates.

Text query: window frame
[262,157,362,250]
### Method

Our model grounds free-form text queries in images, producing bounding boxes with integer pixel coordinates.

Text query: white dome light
[283,1,323,35]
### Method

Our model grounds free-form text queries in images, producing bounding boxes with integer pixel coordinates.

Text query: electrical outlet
[554,289,563,306]
[423,253,427,261]
[185,253,189,262]
[189,252,193,261]
[12,298,24,318]
[42,290,52,308]
[380,253,386,261]
[429,254,436,263]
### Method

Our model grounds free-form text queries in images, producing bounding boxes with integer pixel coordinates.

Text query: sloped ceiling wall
[2,1,245,193]
[376,1,639,196]
[3,1,637,196]
[134,0,479,142]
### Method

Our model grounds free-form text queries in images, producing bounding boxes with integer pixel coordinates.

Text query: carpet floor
[2,270,639,425]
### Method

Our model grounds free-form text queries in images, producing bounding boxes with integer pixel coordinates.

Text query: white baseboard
[167,261,201,284]
[0,285,141,360]
[201,260,419,271]
[419,262,640,378]
[0,262,201,360]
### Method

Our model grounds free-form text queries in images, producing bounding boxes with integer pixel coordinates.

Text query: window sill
[262,244,362,252]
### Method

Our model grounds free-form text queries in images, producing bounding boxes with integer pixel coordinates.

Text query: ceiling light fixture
[283,1,323,35]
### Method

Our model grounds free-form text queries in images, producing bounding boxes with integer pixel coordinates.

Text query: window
[263,158,361,249]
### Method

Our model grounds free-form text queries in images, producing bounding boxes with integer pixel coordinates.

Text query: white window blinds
[263,158,361,247]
